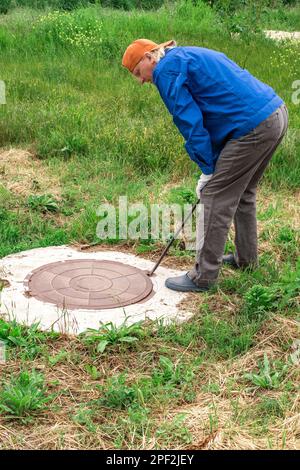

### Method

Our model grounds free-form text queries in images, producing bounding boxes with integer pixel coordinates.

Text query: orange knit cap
[122,38,175,73]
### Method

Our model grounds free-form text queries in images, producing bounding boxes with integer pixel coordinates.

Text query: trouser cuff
[187,269,217,288]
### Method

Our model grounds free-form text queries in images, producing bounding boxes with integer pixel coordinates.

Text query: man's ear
[145,52,153,61]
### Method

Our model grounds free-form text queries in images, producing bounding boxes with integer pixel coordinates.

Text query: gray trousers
[189,103,289,287]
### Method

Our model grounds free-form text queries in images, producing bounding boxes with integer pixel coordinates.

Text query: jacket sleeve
[155,70,214,175]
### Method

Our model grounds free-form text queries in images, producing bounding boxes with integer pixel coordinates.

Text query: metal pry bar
[147,198,200,277]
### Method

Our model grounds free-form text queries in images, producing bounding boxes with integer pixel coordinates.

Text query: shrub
[100,0,164,10]
[0,0,12,15]
[57,0,94,10]
[12,0,163,11]
[13,0,94,9]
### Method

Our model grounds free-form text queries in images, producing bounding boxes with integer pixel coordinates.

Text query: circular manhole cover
[24,259,153,310]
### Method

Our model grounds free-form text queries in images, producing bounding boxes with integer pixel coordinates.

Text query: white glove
[196,173,213,198]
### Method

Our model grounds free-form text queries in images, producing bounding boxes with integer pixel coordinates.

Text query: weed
[244,284,282,315]
[84,364,100,380]
[244,353,289,389]
[72,406,97,433]
[0,319,56,359]
[274,226,300,260]
[34,9,103,53]
[152,356,195,386]
[100,403,151,449]
[155,413,192,447]
[48,349,69,366]
[27,194,59,213]
[202,381,221,395]
[96,373,140,409]
[167,187,195,205]
[257,396,286,418]
[154,317,205,348]
[80,318,144,353]
[242,263,300,317]
[0,370,53,419]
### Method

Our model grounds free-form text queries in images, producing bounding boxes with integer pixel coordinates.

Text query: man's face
[132,53,156,85]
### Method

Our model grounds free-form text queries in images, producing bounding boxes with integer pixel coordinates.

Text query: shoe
[222,253,258,270]
[165,273,210,292]
[222,253,240,269]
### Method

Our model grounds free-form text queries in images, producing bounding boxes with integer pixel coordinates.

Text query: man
[122,39,288,293]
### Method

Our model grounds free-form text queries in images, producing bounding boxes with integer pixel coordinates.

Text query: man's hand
[196,173,213,198]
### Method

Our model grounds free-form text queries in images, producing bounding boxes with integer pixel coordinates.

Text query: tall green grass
[0,1,299,256]
[1,2,298,177]
[1,0,166,15]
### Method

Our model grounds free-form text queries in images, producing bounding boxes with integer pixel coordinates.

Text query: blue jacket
[153,46,283,175]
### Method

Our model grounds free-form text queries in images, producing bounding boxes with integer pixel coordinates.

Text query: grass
[0,303,299,447]
[0,318,59,359]
[0,0,299,450]
[0,4,299,259]
[244,353,289,389]
[80,317,145,353]
[0,370,53,421]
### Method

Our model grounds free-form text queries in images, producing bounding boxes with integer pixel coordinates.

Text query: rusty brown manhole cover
[24,260,153,310]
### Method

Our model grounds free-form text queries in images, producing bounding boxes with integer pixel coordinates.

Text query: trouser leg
[233,103,289,267]
[188,103,289,287]
[233,185,258,267]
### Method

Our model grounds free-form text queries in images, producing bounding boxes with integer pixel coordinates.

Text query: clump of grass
[198,314,258,359]
[243,261,300,317]
[98,403,151,449]
[275,225,300,261]
[152,355,195,386]
[0,319,58,359]
[95,353,198,411]
[72,406,97,433]
[0,370,53,420]
[257,396,287,419]
[244,284,283,315]
[167,187,195,205]
[155,413,192,447]
[27,193,59,213]
[135,240,160,254]
[154,303,263,360]
[0,0,11,15]
[47,349,69,366]
[96,373,142,410]
[84,364,100,380]
[244,353,289,390]
[80,318,145,353]
[155,317,205,348]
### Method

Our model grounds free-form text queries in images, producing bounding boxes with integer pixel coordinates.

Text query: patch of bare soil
[72,240,197,277]
[0,148,61,198]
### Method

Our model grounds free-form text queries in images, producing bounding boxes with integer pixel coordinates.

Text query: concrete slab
[0,246,194,335]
